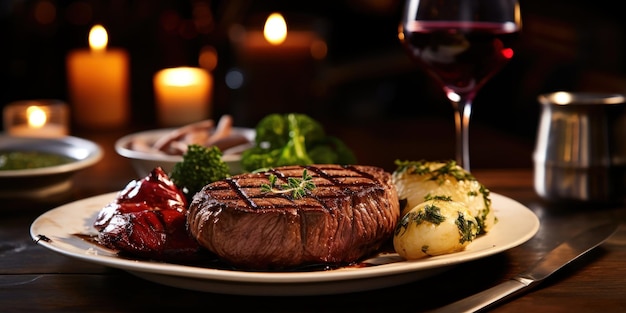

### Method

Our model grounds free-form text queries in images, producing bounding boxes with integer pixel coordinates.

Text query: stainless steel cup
[533,92,626,203]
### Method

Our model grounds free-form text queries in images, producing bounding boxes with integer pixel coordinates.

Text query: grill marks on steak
[187,164,400,270]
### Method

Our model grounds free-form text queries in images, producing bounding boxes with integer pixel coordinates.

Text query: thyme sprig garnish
[261,169,316,199]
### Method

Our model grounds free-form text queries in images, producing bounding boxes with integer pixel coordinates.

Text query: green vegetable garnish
[170,144,230,202]
[395,203,446,236]
[241,113,357,172]
[260,169,316,199]
[394,159,475,183]
[276,114,314,166]
[456,212,479,244]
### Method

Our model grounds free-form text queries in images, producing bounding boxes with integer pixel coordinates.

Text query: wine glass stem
[451,96,473,172]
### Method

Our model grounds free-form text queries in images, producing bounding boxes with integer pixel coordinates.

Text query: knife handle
[428,279,529,313]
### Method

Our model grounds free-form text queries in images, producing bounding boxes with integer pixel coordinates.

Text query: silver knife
[429,221,620,313]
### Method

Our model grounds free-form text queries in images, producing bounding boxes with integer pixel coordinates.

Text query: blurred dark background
[1,0,624,148]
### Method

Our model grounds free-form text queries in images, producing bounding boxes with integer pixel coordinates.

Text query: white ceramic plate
[115,127,255,177]
[0,135,102,198]
[30,192,539,296]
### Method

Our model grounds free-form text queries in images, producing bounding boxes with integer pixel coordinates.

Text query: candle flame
[89,24,108,52]
[27,106,47,128]
[552,92,573,105]
[159,67,205,87]
[264,13,287,45]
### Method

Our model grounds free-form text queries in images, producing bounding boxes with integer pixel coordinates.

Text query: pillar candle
[153,67,212,127]
[66,24,129,129]
[229,13,326,123]
[233,13,327,61]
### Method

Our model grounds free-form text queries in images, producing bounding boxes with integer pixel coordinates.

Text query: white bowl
[0,135,103,198]
[115,127,255,178]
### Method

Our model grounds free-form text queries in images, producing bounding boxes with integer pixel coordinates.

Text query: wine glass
[398,0,521,171]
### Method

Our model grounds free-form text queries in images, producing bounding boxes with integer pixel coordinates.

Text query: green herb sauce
[0,151,75,170]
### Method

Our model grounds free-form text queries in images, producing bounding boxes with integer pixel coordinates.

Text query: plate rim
[30,191,539,289]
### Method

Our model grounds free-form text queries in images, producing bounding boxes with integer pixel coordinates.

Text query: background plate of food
[115,115,254,177]
[0,135,102,198]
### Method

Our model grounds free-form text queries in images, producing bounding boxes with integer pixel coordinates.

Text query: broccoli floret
[254,113,289,149]
[242,115,314,170]
[240,146,281,172]
[308,145,337,164]
[170,144,230,202]
[290,113,326,147]
[309,136,358,164]
[275,113,314,166]
[241,113,357,172]
[254,113,326,150]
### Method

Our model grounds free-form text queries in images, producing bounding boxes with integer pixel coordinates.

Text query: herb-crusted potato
[392,160,496,234]
[393,196,479,259]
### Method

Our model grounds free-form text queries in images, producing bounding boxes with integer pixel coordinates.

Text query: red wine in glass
[399,0,521,171]
[402,21,518,96]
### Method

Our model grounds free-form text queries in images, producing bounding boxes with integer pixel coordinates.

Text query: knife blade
[428,221,620,313]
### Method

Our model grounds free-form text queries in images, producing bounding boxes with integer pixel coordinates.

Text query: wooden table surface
[2,119,626,313]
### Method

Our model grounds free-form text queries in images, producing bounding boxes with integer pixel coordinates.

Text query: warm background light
[550,91,573,104]
[199,45,218,71]
[89,24,108,51]
[33,0,56,25]
[3,100,69,138]
[161,68,200,86]
[153,67,212,127]
[228,12,327,124]
[310,40,328,60]
[264,13,287,45]
[27,106,47,128]
[66,24,129,129]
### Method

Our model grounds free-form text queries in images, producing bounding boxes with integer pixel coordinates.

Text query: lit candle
[66,24,129,129]
[229,13,326,123]
[153,67,212,127]
[233,13,327,61]
[3,100,69,138]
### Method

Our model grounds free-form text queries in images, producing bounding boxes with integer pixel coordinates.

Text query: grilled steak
[187,164,400,270]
